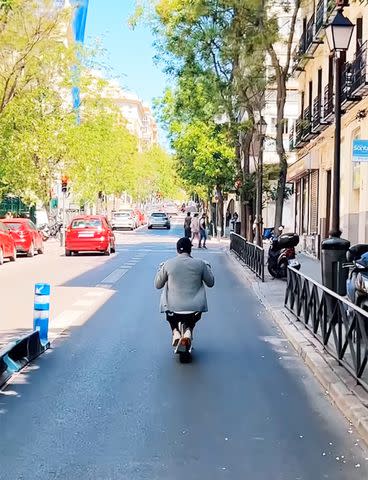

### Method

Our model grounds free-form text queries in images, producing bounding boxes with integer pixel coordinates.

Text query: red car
[2,218,44,257]
[0,222,17,264]
[65,215,116,256]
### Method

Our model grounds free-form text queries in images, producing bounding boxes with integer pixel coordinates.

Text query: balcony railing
[323,83,334,120]
[315,0,324,35]
[312,96,322,132]
[306,14,315,53]
[289,125,295,151]
[350,41,368,96]
[301,106,312,139]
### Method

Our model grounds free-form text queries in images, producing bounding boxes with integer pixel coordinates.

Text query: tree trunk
[274,72,287,230]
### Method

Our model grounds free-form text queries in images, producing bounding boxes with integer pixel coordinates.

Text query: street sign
[352,139,368,162]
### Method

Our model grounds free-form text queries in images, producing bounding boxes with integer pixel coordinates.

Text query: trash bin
[235,221,241,235]
[321,237,350,295]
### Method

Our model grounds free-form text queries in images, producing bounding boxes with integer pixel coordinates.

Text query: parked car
[148,212,171,230]
[111,210,137,230]
[65,215,115,256]
[2,218,44,257]
[0,222,17,264]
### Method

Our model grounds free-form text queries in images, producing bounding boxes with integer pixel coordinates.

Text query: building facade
[104,80,158,151]
[289,0,368,257]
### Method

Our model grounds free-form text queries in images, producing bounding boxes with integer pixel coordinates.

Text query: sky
[85,0,168,108]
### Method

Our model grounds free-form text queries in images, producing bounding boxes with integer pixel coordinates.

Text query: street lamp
[255,117,267,247]
[321,7,354,295]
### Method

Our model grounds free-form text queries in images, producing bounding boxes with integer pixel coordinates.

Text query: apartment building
[288,0,368,257]
[104,80,158,151]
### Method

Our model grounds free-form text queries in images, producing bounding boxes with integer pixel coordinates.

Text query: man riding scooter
[154,237,215,351]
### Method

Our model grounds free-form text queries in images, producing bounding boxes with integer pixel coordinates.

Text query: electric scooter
[174,322,193,363]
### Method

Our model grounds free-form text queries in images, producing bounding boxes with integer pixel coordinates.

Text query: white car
[148,212,171,229]
[111,211,137,230]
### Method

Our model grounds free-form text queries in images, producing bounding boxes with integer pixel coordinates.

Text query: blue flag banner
[352,139,368,162]
[71,0,89,111]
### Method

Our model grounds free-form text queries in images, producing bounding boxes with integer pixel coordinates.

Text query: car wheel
[10,247,16,262]
[104,245,111,256]
[27,242,35,257]
[167,226,171,230]
[111,245,116,254]
[148,226,152,229]
[0,247,3,265]
[38,243,44,254]
[65,249,71,257]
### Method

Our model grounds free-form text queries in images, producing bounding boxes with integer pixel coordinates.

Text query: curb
[227,249,368,446]
[0,331,49,390]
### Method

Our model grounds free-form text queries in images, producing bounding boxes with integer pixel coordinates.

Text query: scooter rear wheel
[179,351,192,363]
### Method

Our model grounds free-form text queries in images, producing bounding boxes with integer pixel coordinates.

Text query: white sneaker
[184,329,192,340]
[172,329,181,347]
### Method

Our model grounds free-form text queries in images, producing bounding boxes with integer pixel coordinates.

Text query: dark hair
[177,237,192,254]
[187,212,191,216]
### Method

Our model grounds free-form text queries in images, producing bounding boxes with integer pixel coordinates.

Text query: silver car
[111,211,137,230]
[148,212,171,230]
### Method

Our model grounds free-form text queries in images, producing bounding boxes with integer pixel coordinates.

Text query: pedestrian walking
[184,212,191,238]
[231,212,238,231]
[199,213,207,249]
[191,213,200,246]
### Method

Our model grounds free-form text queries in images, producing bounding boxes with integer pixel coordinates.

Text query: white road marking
[101,268,129,284]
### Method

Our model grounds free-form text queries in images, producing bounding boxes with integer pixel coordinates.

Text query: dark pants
[199,228,207,246]
[166,312,202,333]
[184,227,191,238]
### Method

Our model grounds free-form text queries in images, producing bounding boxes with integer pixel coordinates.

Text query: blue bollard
[33,283,50,343]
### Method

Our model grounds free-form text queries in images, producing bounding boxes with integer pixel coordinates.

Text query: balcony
[301,106,314,141]
[350,41,368,97]
[323,83,334,121]
[311,96,327,133]
[289,125,295,151]
[293,14,322,73]
[315,0,324,37]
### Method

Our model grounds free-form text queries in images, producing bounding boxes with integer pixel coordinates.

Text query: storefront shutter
[310,170,319,234]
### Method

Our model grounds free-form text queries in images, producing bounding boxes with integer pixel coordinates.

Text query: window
[283,120,289,135]
[71,219,102,229]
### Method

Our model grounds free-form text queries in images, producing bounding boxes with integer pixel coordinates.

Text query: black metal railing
[295,117,303,146]
[285,267,368,392]
[230,233,264,282]
[312,95,322,130]
[315,0,324,35]
[351,41,368,95]
[289,125,295,151]
[323,83,334,119]
[302,106,312,139]
[306,14,315,52]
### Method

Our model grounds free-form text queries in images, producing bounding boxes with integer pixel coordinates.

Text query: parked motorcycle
[38,224,50,241]
[268,232,301,278]
[346,244,368,311]
[49,220,63,240]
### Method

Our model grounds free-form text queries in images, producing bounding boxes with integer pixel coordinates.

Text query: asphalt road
[1,220,368,479]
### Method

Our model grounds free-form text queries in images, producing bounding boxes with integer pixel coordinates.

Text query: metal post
[60,191,66,247]
[33,283,50,344]
[331,51,342,238]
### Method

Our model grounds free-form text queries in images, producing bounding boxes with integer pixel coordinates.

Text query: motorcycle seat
[347,244,368,262]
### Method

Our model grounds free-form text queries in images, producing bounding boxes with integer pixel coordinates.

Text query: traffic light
[61,176,69,193]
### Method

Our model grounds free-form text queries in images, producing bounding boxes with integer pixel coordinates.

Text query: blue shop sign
[353,139,368,162]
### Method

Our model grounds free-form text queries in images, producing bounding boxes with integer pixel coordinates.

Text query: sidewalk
[228,249,368,446]
[298,251,322,283]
